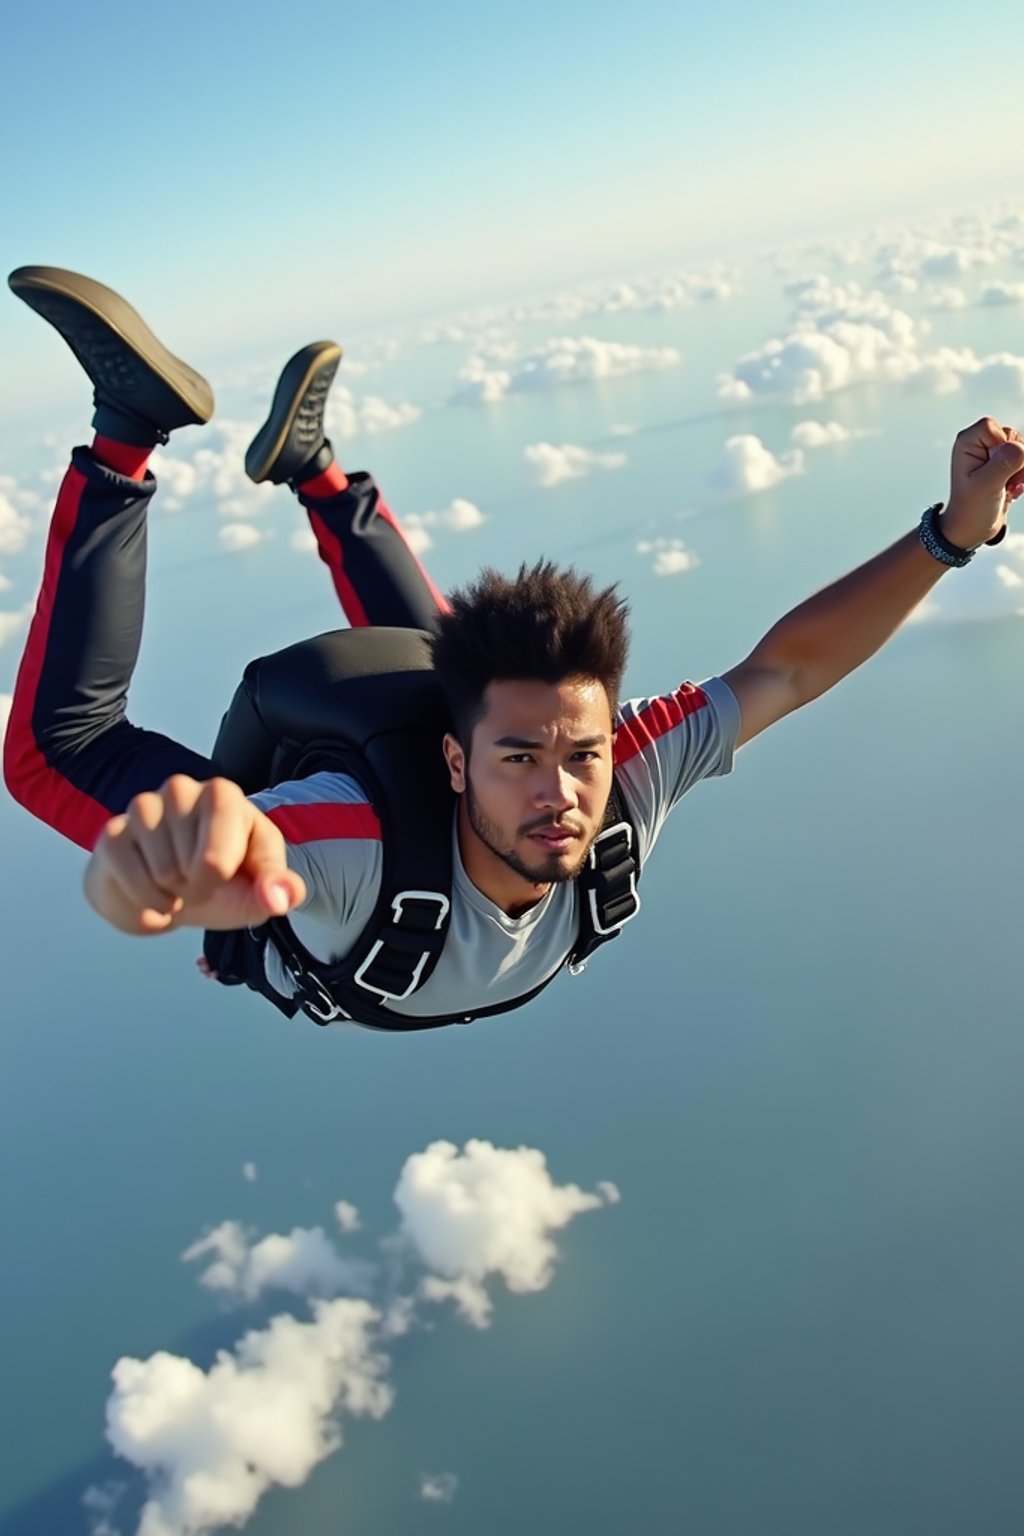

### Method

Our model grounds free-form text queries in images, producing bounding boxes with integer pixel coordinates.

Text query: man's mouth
[527,825,580,851]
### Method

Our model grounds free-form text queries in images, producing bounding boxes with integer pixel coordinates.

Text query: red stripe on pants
[3,463,114,850]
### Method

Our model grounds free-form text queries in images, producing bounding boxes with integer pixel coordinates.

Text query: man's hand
[941,418,1024,549]
[84,775,306,935]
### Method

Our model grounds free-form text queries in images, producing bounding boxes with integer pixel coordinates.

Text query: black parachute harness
[204,627,641,1032]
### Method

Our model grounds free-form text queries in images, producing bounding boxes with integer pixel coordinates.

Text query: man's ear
[442,732,467,793]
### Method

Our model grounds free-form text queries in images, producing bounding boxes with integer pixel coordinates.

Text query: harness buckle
[354,889,451,1002]
[293,970,351,1025]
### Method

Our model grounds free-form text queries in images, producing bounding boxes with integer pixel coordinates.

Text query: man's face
[443,675,615,901]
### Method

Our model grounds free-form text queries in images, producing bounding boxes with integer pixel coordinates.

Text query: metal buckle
[586,821,640,936]
[353,890,451,1002]
[295,971,351,1025]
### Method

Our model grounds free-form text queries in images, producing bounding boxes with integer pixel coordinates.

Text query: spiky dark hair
[430,560,630,742]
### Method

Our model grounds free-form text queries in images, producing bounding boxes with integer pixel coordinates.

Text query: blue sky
[1,0,1019,412]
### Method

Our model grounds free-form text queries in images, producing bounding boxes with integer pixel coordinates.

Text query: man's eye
[504,753,533,763]
[572,751,599,762]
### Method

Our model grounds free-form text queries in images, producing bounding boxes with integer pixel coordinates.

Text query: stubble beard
[464,780,598,887]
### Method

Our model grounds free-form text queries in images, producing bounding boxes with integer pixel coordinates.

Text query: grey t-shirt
[252,676,740,1019]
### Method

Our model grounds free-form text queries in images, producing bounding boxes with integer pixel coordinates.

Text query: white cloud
[394,1138,616,1329]
[106,1298,392,1536]
[635,538,698,577]
[290,526,318,553]
[104,1138,619,1534]
[499,266,734,326]
[242,1162,257,1183]
[714,435,804,494]
[454,335,680,404]
[219,522,265,552]
[183,1219,373,1302]
[790,419,870,448]
[0,489,33,557]
[0,693,12,743]
[609,422,637,437]
[524,442,628,488]
[981,281,1024,306]
[420,1472,459,1504]
[0,603,31,651]
[324,385,420,437]
[439,498,485,531]
[926,285,968,310]
[596,1180,621,1204]
[404,523,434,556]
[403,499,486,553]
[911,529,1024,624]
[335,1200,361,1233]
[83,1480,126,1536]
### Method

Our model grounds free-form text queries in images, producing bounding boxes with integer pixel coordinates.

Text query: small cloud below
[926,285,968,310]
[395,1138,618,1330]
[404,499,486,554]
[103,1137,618,1536]
[714,435,804,494]
[290,526,318,553]
[83,1480,127,1536]
[980,280,1024,306]
[242,1162,258,1183]
[182,1219,374,1302]
[219,522,266,553]
[635,538,698,577]
[335,1200,361,1234]
[789,419,873,448]
[420,1472,459,1504]
[453,335,680,405]
[0,603,31,652]
[524,442,627,489]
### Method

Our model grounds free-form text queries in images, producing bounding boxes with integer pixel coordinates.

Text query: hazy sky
[2,0,1020,413]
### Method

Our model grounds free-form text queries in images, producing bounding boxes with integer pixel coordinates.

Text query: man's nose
[535,767,576,810]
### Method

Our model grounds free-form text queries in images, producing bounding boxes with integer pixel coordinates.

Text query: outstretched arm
[84,775,306,935]
[722,418,1024,749]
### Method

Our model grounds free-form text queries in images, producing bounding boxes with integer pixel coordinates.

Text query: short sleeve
[249,769,383,935]
[612,676,740,860]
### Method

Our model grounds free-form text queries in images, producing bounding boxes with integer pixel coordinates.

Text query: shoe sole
[8,265,214,428]
[244,342,342,483]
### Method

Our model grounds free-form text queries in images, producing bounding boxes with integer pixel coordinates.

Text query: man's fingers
[185,778,254,902]
[240,811,306,915]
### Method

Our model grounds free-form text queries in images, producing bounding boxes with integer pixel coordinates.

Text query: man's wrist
[935,506,979,552]
[938,502,1007,550]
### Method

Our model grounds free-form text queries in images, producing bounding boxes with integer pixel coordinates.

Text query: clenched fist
[83,775,306,935]
[942,418,1024,549]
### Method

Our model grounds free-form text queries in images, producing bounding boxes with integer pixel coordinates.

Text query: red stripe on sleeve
[266,801,382,845]
[613,683,709,768]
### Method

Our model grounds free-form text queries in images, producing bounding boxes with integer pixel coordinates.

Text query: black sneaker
[8,265,214,444]
[244,341,342,485]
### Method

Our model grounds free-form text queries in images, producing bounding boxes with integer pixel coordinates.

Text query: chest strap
[267,783,641,1029]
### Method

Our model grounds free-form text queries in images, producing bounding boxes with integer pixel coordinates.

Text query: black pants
[3,447,445,849]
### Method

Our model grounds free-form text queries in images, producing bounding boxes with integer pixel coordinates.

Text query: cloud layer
[102,1140,617,1534]
[524,442,627,488]
[454,335,680,404]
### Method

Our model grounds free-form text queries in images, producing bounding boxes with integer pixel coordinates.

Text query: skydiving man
[4,266,1024,1028]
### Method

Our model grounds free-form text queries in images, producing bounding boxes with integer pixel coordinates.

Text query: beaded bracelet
[918,503,973,568]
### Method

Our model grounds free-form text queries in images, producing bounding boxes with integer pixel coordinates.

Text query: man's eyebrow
[492,734,609,749]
